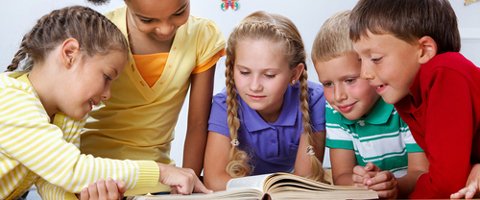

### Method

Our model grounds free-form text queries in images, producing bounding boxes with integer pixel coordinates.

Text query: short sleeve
[400,118,423,153]
[325,103,354,150]
[208,90,231,138]
[195,18,226,69]
[308,82,326,133]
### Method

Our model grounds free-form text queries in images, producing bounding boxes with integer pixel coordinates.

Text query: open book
[134,172,378,200]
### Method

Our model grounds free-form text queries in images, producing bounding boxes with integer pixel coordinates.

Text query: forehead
[126,0,188,17]
[315,53,360,79]
[235,38,288,69]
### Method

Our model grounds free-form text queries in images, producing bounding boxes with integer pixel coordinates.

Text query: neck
[28,64,58,121]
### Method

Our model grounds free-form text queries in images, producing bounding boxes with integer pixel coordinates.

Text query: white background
[1,0,479,169]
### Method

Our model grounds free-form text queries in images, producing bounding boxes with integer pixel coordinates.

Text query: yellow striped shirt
[0,72,159,199]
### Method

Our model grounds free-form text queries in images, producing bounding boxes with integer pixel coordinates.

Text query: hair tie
[231,139,240,147]
[306,145,315,156]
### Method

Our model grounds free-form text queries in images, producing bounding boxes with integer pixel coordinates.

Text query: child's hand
[352,162,380,187]
[450,164,480,199]
[364,170,398,199]
[157,163,213,194]
[80,178,125,200]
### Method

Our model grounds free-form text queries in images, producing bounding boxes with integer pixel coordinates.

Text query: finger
[96,179,107,200]
[364,162,380,172]
[366,171,394,186]
[353,165,368,177]
[105,178,119,200]
[352,174,365,184]
[367,180,396,191]
[80,188,89,200]
[193,177,213,194]
[116,180,127,196]
[88,183,99,200]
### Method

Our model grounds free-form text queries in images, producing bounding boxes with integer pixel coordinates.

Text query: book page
[226,173,272,192]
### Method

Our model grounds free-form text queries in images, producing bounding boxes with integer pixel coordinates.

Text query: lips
[247,94,266,101]
[336,102,356,113]
[375,84,387,94]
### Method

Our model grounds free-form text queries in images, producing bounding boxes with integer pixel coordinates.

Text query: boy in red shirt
[349,0,480,198]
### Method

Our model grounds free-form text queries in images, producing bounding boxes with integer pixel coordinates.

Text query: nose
[154,22,175,37]
[360,62,375,80]
[101,87,111,101]
[333,85,347,102]
[249,76,263,92]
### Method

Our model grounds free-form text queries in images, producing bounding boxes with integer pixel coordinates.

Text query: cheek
[323,89,335,104]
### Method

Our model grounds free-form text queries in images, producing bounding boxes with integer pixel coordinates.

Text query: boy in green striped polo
[311,11,428,199]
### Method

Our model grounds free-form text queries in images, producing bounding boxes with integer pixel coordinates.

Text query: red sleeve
[410,68,473,198]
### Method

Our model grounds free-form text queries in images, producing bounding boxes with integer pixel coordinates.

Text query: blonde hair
[7,6,128,72]
[225,11,325,182]
[311,10,353,63]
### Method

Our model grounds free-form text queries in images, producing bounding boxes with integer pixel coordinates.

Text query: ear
[291,63,305,84]
[417,36,437,64]
[60,38,80,69]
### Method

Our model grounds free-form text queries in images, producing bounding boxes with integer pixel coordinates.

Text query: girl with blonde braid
[204,11,327,191]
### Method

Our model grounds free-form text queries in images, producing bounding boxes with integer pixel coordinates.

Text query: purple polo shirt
[208,81,326,175]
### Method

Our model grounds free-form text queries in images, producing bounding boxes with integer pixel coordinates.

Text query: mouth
[336,102,356,113]
[247,94,266,100]
[375,84,387,94]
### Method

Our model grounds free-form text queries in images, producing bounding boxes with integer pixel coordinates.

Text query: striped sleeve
[36,179,78,200]
[399,117,423,153]
[325,104,354,150]
[0,85,159,193]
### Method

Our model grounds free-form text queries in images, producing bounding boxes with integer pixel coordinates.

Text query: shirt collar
[341,99,394,125]
[241,83,299,132]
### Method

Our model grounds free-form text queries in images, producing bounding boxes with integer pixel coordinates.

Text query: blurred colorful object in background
[221,0,239,11]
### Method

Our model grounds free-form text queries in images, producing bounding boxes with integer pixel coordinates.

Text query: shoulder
[183,16,224,38]
[305,81,325,106]
[212,90,228,110]
[0,73,35,94]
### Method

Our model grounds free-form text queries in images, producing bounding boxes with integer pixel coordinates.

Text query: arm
[203,131,233,191]
[330,148,357,185]
[293,131,325,178]
[183,66,216,176]
[396,152,428,198]
[409,70,473,198]
[451,164,480,199]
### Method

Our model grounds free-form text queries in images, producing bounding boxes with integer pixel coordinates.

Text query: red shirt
[395,52,480,198]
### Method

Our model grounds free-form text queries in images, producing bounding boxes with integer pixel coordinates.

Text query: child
[350,0,480,198]
[82,1,226,194]
[311,10,428,199]
[0,6,209,199]
[203,11,327,191]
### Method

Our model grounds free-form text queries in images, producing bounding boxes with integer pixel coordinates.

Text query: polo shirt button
[358,120,365,126]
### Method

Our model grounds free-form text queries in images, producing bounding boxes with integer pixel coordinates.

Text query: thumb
[365,162,380,172]
[193,178,213,194]
[116,180,127,193]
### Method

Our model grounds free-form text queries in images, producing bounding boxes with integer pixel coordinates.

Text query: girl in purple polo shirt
[203,11,327,191]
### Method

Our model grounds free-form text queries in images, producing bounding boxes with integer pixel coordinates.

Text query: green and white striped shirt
[326,99,422,177]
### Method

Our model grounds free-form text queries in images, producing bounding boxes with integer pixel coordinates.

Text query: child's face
[61,51,127,120]
[125,0,190,43]
[353,31,421,104]
[233,39,299,122]
[315,52,379,120]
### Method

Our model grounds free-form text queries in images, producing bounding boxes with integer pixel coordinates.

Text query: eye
[139,17,153,23]
[322,82,333,88]
[104,74,112,81]
[371,57,383,64]
[239,71,250,76]
[173,10,185,16]
[345,78,356,84]
[264,74,276,78]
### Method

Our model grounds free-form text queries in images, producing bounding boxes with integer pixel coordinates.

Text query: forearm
[204,172,232,191]
[333,172,355,186]
[396,170,425,198]
[182,131,207,176]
